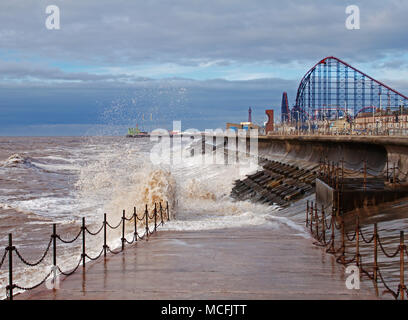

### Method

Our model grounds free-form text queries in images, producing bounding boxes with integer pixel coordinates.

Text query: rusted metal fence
[318,158,401,189]
[0,201,170,300]
[306,200,407,300]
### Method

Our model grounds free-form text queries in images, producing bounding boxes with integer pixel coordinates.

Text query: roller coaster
[282,56,408,125]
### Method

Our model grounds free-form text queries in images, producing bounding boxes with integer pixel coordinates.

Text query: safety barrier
[306,200,407,300]
[0,201,170,300]
[318,158,401,190]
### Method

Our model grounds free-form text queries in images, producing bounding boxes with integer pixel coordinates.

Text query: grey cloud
[0,0,407,68]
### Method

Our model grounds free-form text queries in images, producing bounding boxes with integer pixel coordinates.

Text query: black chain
[57,257,82,276]
[14,269,53,291]
[85,224,104,236]
[377,267,399,299]
[377,235,400,258]
[57,229,82,244]
[123,235,136,245]
[345,230,357,242]
[85,248,104,261]
[106,220,122,230]
[0,249,7,269]
[123,215,134,222]
[14,237,52,267]
[359,229,375,244]
[107,246,122,255]
[136,213,146,221]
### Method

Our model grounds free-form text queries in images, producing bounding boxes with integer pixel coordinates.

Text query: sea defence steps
[231,158,318,207]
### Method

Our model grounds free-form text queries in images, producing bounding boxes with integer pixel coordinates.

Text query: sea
[0,136,298,298]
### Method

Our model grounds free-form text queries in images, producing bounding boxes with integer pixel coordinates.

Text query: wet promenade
[18,224,377,300]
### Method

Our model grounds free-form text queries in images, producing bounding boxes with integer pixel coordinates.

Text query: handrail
[3,201,170,300]
[305,200,406,300]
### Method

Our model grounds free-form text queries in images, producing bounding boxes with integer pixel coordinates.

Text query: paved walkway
[18,224,377,300]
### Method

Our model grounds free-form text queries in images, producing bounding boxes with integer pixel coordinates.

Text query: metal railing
[306,200,407,300]
[0,201,170,300]
[318,158,402,190]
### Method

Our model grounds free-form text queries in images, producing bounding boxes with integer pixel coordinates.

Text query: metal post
[341,157,344,192]
[386,158,389,181]
[314,203,319,238]
[310,201,314,233]
[154,203,157,232]
[373,223,378,284]
[393,163,396,189]
[166,201,170,221]
[329,210,335,252]
[341,218,345,259]
[103,213,107,257]
[160,202,163,226]
[321,205,325,243]
[145,204,149,240]
[364,160,367,191]
[52,224,57,268]
[306,200,309,226]
[134,207,137,242]
[400,231,405,300]
[356,216,360,271]
[122,210,125,251]
[82,217,86,268]
[7,234,14,300]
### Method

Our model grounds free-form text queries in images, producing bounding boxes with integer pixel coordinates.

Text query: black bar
[103,213,107,258]
[134,207,137,242]
[160,202,163,226]
[53,224,57,267]
[154,203,157,232]
[122,210,125,251]
[8,233,13,300]
[166,201,170,221]
[82,217,85,268]
[145,204,149,240]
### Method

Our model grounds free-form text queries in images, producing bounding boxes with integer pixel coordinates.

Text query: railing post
[393,163,396,189]
[306,200,309,226]
[321,205,325,243]
[122,210,125,251]
[328,209,335,253]
[134,207,137,242]
[340,218,345,259]
[341,157,344,191]
[103,213,107,258]
[52,224,57,269]
[386,158,389,181]
[363,160,367,191]
[160,202,163,226]
[355,216,360,272]
[314,203,318,238]
[7,234,14,300]
[373,223,378,284]
[166,201,170,221]
[310,201,314,234]
[154,203,157,232]
[400,231,405,300]
[82,217,86,268]
[145,204,149,240]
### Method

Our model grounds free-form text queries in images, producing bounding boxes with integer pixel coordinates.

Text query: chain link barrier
[2,201,170,300]
[305,200,406,300]
[14,237,52,267]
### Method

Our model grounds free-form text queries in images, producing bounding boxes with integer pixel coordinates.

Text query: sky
[1,0,408,135]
